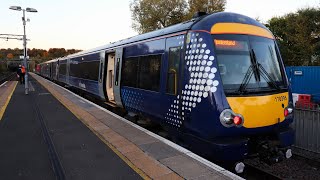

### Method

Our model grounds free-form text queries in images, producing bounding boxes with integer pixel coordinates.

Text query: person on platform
[17,65,26,84]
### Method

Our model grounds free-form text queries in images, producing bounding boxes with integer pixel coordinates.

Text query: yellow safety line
[83,121,151,180]
[0,81,18,121]
[33,76,151,180]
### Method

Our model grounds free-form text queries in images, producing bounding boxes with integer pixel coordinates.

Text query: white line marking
[32,73,244,180]
[0,81,8,88]
[29,81,35,91]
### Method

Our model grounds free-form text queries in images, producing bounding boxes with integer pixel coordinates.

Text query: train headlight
[220,109,244,127]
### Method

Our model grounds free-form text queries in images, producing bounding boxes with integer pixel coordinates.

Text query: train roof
[44,12,269,61]
[66,19,198,58]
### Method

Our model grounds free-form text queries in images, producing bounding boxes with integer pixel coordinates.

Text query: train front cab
[207,23,294,164]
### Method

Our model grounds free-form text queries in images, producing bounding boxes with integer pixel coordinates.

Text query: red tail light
[233,116,242,125]
[284,109,289,117]
[220,109,244,127]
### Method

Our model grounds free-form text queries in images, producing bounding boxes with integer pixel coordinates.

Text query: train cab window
[166,47,181,94]
[213,34,286,93]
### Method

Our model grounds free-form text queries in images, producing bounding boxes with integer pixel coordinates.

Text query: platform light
[9,6,22,11]
[9,5,38,95]
[26,8,38,13]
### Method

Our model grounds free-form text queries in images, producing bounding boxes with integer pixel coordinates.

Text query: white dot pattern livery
[165,32,220,128]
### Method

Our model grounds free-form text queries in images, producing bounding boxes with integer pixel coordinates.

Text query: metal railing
[293,104,320,154]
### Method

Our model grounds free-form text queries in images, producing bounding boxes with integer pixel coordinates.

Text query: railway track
[241,154,320,180]
[242,161,282,180]
[0,72,16,85]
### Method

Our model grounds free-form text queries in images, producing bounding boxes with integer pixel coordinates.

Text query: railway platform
[0,73,242,180]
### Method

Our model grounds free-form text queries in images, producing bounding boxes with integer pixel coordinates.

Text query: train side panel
[120,38,168,120]
[68,53,101,98]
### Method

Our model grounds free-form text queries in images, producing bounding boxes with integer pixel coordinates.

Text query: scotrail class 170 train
[37,12,294,173]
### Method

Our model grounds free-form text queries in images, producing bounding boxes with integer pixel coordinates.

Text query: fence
[293,105,320,154]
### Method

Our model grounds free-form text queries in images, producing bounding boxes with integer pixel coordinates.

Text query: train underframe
[167,124,295,173]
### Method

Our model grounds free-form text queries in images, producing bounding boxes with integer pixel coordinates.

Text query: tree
[267,7,320,66]
[186,0,226,19]
[43,51,49,58]
[48,48,67,58]
[6,53,13,59]
[130,0,188,34]
[130,0,226,34]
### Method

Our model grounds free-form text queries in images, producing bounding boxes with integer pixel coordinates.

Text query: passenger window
[69,60,100,81]
[122,55,162,92]
[138,55,161,91]
[166,47,181,94]
[122,57,138,88]
[59,64,67,75]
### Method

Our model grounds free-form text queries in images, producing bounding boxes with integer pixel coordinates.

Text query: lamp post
[9,6,37,95]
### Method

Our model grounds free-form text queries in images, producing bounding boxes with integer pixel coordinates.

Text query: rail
[0,72,16,85]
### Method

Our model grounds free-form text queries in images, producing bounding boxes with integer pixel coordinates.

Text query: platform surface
[0,78,140,180]
[0,74,243,180]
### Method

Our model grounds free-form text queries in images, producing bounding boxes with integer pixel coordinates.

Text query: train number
[275,96,287,102]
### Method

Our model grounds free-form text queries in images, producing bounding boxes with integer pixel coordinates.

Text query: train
[37,12,294,173]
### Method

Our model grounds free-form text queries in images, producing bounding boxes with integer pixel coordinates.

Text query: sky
[0,0,319,51]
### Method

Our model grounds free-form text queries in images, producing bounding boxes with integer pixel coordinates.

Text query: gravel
[244,152,320,180]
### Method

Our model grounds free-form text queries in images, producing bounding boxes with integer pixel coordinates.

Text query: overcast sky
[0,0,319,50]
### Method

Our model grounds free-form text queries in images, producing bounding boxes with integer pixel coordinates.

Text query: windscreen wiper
[237,49,261,94]
[251,49,281,91]
[237,64,254,94]
[257,63,281,90]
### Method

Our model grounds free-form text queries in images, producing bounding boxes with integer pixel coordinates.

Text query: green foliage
[130,0,226,34]
[0,62,7,74]
[186,0,226,19]
[266,7,320,66]
[130,0,188,34]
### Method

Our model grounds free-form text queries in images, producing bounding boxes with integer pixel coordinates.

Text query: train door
[66,58,70,86]
[98,52,106,99]
[113,48,124,107]
[49,63,52,79]
[55,60,59,81]
[106,53,115,102]
[165,35,184,126]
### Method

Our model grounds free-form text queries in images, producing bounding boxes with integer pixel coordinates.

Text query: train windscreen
[213,34,287,94]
